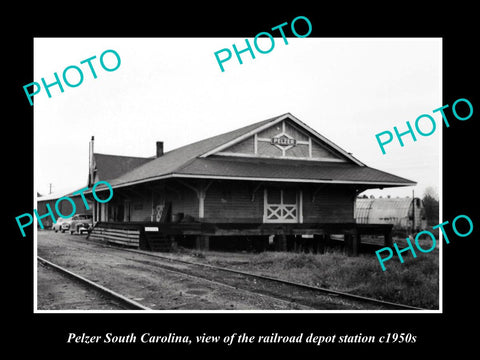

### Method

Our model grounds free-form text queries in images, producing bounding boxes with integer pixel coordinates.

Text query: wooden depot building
[86,113,416,254]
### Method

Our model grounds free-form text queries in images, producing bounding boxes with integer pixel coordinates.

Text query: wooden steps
[88,223,172,252]
[88,227,140,248]
[143,231,172,252]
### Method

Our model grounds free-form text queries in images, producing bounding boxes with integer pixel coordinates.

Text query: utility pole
[412,189,415,234]
[89,136,95,187]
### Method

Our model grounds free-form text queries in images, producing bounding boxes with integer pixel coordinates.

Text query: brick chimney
[156,141,164,157]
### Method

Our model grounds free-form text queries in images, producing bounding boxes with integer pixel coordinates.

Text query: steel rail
[37,256,151,311]
[87,242,424,310]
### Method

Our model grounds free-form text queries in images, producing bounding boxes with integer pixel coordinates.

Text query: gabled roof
[172,157,414,186]
[200,113,365,165]
[101,113,415,189]
[36,185,87,202]
[107,115,283,187]
[93,153,153,183]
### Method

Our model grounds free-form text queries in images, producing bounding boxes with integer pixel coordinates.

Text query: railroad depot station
[38,113,417,254]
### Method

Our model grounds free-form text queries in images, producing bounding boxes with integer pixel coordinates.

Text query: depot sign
[271,136,297,146]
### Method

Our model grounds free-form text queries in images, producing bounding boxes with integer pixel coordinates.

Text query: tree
[423,186,439,226]
[424,186,438,200]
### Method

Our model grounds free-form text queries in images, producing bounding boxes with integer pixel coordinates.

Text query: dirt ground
[145,237,438,309]
[37,261,127,310]
[37,230,309,311]
[38,229,436,310]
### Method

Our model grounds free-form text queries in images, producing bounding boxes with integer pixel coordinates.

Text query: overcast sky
[34,37,441,200]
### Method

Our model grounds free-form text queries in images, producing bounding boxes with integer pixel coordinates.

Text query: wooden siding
[169,189,199,220]
[284,121,309,142]
[130,202,151,221]
[215,119,345,162]
[203,182,263,222]
[122,189,152,222]
[103,181,356,225]
[257,122,283,138]
[203,182,354,224]
[256,141,282,157]
[311,139,338,159]
[223,135,255,154]
[114,185,200,222]
[302,185,355,223]
[286,144,310,158]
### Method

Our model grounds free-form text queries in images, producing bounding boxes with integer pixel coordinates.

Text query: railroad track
[46,235,424,311]
[37,256,151,310]
[110,246,423,311]
[38,253,313,311]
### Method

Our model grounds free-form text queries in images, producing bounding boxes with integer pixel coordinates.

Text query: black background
[8,3,478,356]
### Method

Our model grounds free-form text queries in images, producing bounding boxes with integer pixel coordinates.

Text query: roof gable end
[200,113,364,166]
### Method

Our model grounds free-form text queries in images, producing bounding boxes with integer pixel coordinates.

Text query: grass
[188,248,439,309]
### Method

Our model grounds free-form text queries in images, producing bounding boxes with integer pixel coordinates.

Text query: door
[263,187,300,223]
[123,200,131,222]
[107,203,124,222]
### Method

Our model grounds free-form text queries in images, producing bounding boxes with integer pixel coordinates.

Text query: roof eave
[103,173,416,191]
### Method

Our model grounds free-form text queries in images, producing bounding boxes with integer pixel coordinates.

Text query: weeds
[179,246,439,309]
[223,249,438,309]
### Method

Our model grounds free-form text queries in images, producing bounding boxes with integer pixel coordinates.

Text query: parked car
[52,217,71,233]
[68,214,93,234]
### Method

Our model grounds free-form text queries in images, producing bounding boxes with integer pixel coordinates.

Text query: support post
[344,233,352,256]
[261,236,269,252]
[195,235,210,251]
[307,236,314,253]
[177,179,212,220]
[286,235,295,251]
[275,233,287,251]
[198,190,205,219]
[170,235,178,251]
[293,235,301,252]
[344,229,360,257]
[352,230,360,256]
[314,234,326,254]
[384,229,393,247]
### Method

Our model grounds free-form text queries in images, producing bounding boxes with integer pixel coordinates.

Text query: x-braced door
[263,188,300,223]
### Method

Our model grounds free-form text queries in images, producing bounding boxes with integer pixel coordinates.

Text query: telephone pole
[412,189,415,234]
